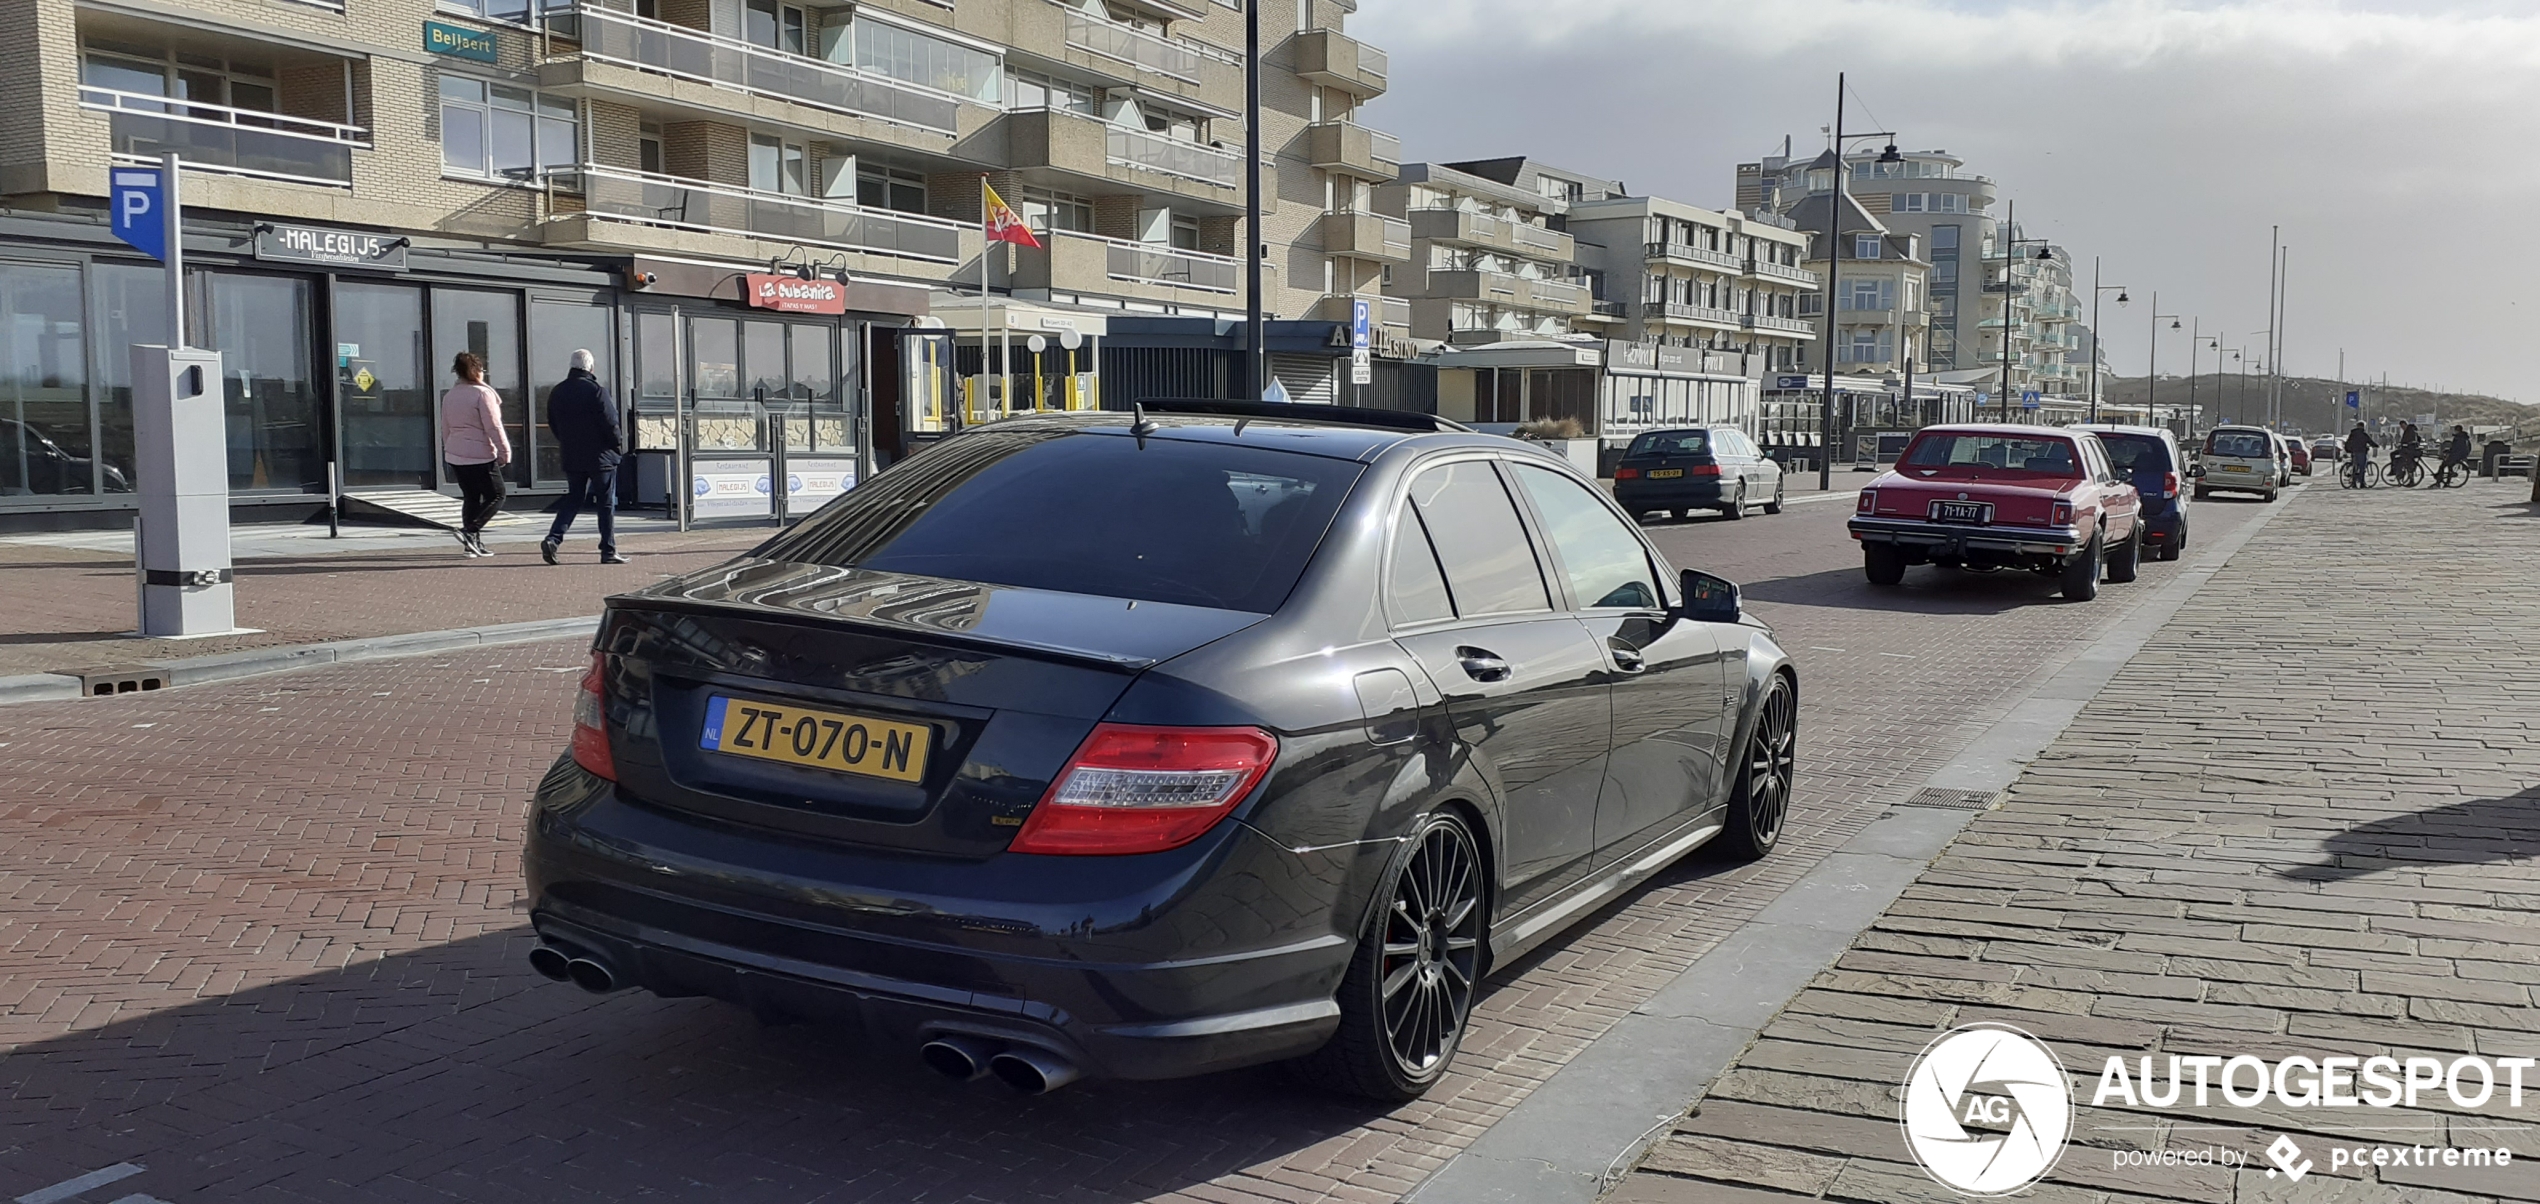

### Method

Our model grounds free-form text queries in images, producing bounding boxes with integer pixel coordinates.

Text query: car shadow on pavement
[2279,787,2540,883]
[1742,565,2067,616]
[0,927,1403,1203]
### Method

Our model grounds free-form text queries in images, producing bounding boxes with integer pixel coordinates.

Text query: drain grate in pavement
[1900,787,2003,811]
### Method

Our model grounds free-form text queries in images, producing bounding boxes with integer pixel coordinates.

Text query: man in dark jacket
[541,350,628,565]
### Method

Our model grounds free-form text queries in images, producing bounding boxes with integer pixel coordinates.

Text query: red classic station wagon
[1848,424,2145,601]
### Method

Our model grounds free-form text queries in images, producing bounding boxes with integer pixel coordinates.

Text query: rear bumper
[2199,469,2275,493]
[1614,479,1729,509]
[524,760,1357,1081]
[1848,515,2085,560]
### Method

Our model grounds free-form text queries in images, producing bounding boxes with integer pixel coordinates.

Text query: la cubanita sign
[745,273,847,315]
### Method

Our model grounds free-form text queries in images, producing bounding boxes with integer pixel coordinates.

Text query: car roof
[2072,423,2174,439]
[981,410,1540,465]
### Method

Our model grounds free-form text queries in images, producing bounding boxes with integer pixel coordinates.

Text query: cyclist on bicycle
[2445,425,2473,469]
[2394,422,2424,470]
[2344,422,2377,485]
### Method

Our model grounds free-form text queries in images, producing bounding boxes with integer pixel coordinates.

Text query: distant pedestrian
[441,352,511,557]
[541,349,629,565]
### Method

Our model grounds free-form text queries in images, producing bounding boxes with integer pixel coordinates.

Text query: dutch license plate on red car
[1931,500,1991,524]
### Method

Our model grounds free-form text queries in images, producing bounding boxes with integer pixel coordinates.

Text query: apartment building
[1566,192,1816,371]
[0,0,1398,527]
[1739,147,1994,378]
[1373,159,1587,346]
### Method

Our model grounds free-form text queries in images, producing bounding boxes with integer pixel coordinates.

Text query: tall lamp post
[1815,71,1899,491]
[2191,331,2220,434]
[1993,206,2055,422]
[2145,292,2178,424]
[2086,256,2128,422]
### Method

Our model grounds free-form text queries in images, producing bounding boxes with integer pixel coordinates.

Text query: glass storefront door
[204,272,323,492]
[529,298,615,485]
[0,263,96,497]
[676,310,856,523]
[334,282,433,490]
[430,288,525,486]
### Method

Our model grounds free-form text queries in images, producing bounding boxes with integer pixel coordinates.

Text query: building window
[744,0,807,54]
[1853,234,1880,260]
[638,123,663,175]
[82,43,281,113]
[857,165,927,213]
[1171,213,1201,251]
[440,77,577,182]
[749,133,807,194]
[1017,187,1093,234]
[1006,68,1098,114]
[437,0,566,25]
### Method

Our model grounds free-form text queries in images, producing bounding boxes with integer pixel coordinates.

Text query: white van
[2193,425,2281,501]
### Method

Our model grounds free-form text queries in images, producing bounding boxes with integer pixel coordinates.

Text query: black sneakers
[600,552,631,565]
[541,539,560,566]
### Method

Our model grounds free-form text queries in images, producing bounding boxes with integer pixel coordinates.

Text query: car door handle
[1454,647,1512,683]
[1609,646,1646,673]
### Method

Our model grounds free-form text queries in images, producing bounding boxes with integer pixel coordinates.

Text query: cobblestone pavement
[1613,478,2540,1203]
[0,525,763,678]
[0,487,2273,1203]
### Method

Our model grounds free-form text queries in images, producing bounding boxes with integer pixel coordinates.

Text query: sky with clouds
[1351,0,2537,402]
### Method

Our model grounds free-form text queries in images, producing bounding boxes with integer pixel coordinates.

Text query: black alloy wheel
[1719,675,1795,860]
[1292,811,1486,1100]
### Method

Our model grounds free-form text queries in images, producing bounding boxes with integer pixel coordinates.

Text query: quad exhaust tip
[988,1047,1080,1096]
[920,1035,1000,1083]
[527,944,573,982]
[565,957,619,994]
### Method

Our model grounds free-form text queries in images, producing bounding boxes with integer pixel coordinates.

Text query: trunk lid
[596,558,1266,858]
[1869,475,2072,527]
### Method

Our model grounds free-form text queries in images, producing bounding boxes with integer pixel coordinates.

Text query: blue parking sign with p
[111,168,166,261]
[2346,391,2360,409]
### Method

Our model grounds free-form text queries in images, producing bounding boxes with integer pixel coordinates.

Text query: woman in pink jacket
[440,352,512,557]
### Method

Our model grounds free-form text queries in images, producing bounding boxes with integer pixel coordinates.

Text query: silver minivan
[2193,425,2281,501]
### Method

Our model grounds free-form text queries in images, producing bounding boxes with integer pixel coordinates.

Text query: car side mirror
[2187,463,2206,478]
[1681,569,1740,624]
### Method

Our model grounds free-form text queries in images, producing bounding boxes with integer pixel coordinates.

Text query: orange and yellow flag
[983,181,1043,249]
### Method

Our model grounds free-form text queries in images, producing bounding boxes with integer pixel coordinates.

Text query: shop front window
[336,283,434,489]
[530,300,615,484]
[0,263,96,497]
[206,272,323,492]
[431,287,526,483]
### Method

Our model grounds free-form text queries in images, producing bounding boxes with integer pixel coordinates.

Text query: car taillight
[2163,471,2179,498]
[1614,467,1640,480]
[572,650,616,781]
[1008,724,1278,856]
[2051,500,2074,526]
[1690,464,1722,477]
[1858,488,1877,514]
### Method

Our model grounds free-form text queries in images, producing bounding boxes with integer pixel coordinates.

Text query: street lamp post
[2086,256,2128,422]
[2147,296,2179,426]
[1993,206,2055,423]
[1813,72,1898,491]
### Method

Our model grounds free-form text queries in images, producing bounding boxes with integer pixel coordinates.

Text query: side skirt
[1486,815,1724,967]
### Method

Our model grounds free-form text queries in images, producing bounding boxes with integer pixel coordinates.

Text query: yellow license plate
[2222,464,2250,472]
[700,695,932,783]
[1647,468,1685,479]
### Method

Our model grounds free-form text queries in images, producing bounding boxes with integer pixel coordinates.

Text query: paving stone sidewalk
[0,521,763,679]
[1612,479,2540,1203]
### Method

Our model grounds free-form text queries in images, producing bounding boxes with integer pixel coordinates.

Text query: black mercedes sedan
[524,403,1799,1101]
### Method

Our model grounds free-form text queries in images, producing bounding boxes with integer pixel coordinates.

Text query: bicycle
[2388,450,2427,489]
[2340,456,2382,489]
[2433,457,2471,488]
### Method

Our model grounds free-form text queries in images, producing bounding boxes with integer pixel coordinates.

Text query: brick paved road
[1614,478,2540,1203]
[0,487,2272,1203]
[0,527,762,679]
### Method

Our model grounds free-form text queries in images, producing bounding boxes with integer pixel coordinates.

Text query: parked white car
[2193,426,2283,501]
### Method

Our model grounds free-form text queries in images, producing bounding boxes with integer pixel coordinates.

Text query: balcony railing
[1382,295,1410,328]
[81,86,365,186]
[1648,241,1741,271]
[1646,299,1741,326]
[1064,8,1202,83]
[1089,234,1240,293]
[1510,221,1564,253]
[565,164,964,262]
[1532,278,1584,308]
[1748,258,1818,287]
[570,6,963,135]
[1106,124,1241,188]
[1744,313,1815,336]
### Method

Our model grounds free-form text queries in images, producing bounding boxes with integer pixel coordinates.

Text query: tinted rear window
[757,427,1363,613]
[1628,430,1710,456]
[2094,433,2171,472]
[2206,431,2272,459]
[1900,433,2082,478]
